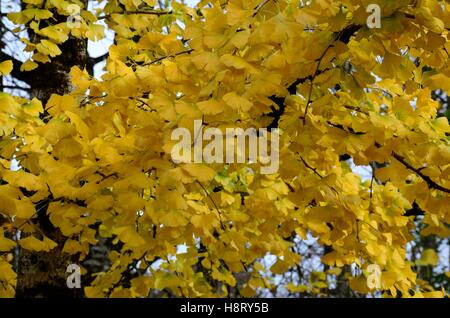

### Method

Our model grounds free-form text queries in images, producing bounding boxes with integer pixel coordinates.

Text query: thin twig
[143,49,194,66]
[196,180,225,231]
[302,30,344,124]
[299,156,323,178]
[98,10,172,20]
[252,0,271,17]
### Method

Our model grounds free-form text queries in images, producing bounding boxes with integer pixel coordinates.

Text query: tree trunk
[15,5,88,297]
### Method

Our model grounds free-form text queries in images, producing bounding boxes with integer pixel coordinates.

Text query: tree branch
[404,202,425,217]
[326,121,450,194]
[89,53,108,65]
[388,146,450,194]
[267,24,362,129]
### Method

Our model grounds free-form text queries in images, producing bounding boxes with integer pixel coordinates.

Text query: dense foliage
[0,0,449,297]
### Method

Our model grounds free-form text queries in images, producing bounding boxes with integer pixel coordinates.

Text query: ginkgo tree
[0,0,449,298]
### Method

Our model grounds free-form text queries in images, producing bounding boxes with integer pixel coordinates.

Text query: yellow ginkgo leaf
[0,60,13,76]
[19,236,57,252]
[22,98,43,116]
[0,229,16,252]
[416,249,439,266]
[222,92,253,112]
[20,59,39,72]
[36,39,62,57]
[182,163,217,182]
[113,226,146,247]
[0,260,17,284]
